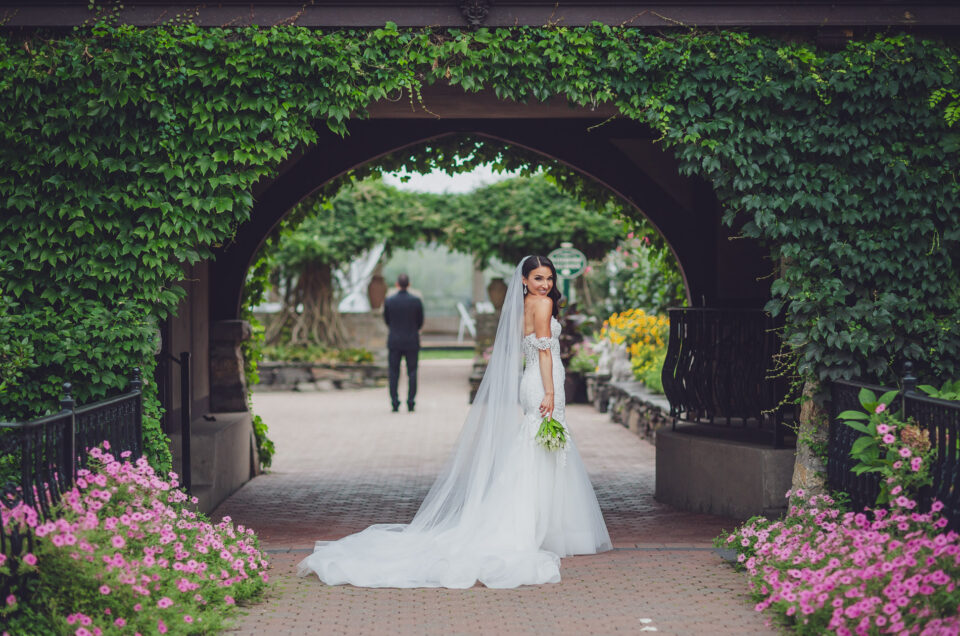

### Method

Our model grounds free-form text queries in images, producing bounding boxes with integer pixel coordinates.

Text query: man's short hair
[397,274,410,289]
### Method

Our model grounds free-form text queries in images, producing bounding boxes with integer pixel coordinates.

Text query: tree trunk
[266,262,346,347]
[790,379,829,495]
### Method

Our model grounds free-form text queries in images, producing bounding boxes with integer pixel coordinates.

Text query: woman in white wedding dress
[297,255,611,588]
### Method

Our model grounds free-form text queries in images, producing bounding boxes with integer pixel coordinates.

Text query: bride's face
[523,266,554,296]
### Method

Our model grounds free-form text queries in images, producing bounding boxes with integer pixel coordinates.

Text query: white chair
[475,301,495,314]
[456,301,477,343]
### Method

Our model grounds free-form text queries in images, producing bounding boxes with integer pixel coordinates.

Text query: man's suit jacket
[384,290,424,350]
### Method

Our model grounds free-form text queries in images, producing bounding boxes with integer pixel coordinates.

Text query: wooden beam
[365,85,619,119]
[2,2,959,29]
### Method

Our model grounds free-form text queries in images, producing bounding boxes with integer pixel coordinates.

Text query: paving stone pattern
[216,359,774,635]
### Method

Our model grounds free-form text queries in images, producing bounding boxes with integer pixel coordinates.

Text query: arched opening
[160,94,775,519]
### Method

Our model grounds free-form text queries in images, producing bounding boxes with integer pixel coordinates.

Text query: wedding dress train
[297,261,611,589]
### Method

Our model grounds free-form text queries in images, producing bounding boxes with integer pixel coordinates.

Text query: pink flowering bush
[838,388,935,505]
[0,444,268,634]
[722,490,960,634]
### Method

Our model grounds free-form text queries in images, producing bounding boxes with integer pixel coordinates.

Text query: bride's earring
[522,284,528,295]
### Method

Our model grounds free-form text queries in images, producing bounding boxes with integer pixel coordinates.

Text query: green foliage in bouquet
[535,417,569,452]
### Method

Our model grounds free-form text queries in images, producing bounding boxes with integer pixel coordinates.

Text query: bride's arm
[531,297,555,418]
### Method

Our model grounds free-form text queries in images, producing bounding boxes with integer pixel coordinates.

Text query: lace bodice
[521,316,565,426]
[522,316,562,366]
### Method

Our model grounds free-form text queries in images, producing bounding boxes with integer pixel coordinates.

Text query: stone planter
[367,274,387,310]
[468,360,487,403]
[602,380,672,443]
[586,372,612,412]
[255,361,388,392]
[486,277,508,311]
[564,371,589,404]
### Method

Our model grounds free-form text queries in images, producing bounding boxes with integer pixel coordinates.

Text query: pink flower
[5,595,15,607]
[876,423,891,435]
[875,403,886,414]
[893,461,903,470]
[183,616,194,623]
[224,595,235,605]
[22,553,37,566]
[99,585,110,595]
[157,597,173,609]
[114,619,126,627]
[111,535,125,549]
[882,434,896,444]
[931,501,945,512]
[898,447,912,458]
[910,457,922,471]
[157,620,167,634]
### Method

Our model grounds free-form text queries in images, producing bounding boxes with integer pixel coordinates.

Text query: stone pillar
[209,319,252,413]
[472,265,486,304]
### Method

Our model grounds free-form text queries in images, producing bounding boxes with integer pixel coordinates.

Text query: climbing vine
[1,19,958,470]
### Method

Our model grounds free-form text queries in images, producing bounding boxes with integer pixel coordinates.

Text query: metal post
[180,351,192,494]
[902,360,917,421]
[60,382,76,482]
[130,368,143,457]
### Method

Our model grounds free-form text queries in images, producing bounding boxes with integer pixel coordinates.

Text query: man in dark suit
[383,273,424,412]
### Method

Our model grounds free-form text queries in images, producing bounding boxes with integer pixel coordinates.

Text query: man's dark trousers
[383,289,424,411]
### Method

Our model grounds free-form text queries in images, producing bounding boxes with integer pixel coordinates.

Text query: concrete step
[169,411,256,514]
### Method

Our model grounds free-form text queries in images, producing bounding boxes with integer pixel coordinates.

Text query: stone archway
[164,88,771,511]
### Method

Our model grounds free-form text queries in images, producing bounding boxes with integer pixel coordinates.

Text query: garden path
[215,359,775,635]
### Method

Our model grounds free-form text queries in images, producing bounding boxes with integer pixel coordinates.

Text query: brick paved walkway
[216,359,774,635]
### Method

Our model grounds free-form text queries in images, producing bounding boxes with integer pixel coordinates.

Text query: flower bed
[598,309,668,393]
[1,444,268,634]
[722,491,960,634]
[720,386,960,634]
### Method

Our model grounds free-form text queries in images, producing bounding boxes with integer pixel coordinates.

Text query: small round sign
[548,243,587,278]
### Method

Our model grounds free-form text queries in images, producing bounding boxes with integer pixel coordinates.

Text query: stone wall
[588,375,672,444]
[255,362,388,392]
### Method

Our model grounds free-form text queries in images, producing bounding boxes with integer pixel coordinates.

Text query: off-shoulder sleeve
[530,337,553,350]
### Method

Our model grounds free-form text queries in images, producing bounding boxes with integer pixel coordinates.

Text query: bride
[297,255,611,588]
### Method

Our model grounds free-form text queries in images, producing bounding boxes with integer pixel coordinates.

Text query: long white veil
[297,255,609,588]
[408,256,530,532]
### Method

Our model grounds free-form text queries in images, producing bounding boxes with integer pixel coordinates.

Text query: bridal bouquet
[535,417,569,452]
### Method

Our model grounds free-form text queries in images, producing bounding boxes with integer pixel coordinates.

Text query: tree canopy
[265,173,628,345]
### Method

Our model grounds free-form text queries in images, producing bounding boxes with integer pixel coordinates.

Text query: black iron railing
[661,308,793,447]
[828,365,960,530]
[0,369,144,577]
[157,351,192,493]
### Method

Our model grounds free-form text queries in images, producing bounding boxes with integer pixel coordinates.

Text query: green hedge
[1,21,958,468]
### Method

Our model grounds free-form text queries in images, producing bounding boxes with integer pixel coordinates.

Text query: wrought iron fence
[827,366,960,530]
[661,308,793,447]
[0,369,143,589]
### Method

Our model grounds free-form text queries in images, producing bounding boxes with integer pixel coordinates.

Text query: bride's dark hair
[522,255,562,318]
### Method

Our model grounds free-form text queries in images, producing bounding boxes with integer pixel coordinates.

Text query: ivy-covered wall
[1,21,958,468]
